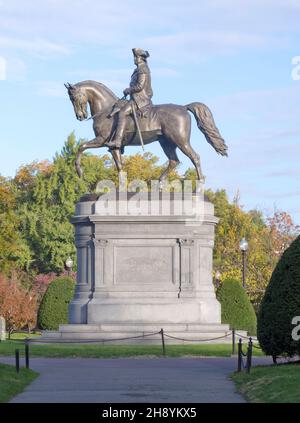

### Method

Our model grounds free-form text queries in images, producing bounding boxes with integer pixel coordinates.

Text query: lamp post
[239,237,248,289]
[65,256,73,277]
[215,270,221,289]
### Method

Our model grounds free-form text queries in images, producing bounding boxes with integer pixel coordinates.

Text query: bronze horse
[65,80,228,183]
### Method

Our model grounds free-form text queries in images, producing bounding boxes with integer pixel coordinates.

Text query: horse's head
[64,82,88,121]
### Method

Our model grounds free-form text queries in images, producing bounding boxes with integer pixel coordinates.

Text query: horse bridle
[74,91,128,121]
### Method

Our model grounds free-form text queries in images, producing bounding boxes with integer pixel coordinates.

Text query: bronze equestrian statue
[65,48,228,183]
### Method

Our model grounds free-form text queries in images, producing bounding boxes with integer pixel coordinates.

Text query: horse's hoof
[158,180,167,192]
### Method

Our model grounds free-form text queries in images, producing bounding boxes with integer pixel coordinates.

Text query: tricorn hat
[132,48,150,59]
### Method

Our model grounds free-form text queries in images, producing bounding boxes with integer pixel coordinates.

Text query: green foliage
[257,235,300,358]
[0,176,32,272]
[38,276,75,330]
[16,133,88,272]
[204,188,281,309]
[216,278,257,335]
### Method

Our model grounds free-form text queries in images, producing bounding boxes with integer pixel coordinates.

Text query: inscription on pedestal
[114,245,174,285]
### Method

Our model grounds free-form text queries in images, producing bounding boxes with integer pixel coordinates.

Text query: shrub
[216,278,257,335]
[33,271,77,304]
[38,276,75,330]
[257,236,300,359]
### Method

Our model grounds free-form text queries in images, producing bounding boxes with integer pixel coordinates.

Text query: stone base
[40,322,246,344]
[40,192,239,345]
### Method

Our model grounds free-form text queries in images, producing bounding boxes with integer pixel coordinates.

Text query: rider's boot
[106,114,126,149]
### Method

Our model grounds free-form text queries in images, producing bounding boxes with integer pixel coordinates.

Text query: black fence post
[160,328,166,357]
[25,341,30,369]
[232,329,235,355]
[237,338,242,372]
[247,337,253,374]
[15,349,20,373]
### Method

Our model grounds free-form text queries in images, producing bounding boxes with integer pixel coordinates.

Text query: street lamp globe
[239,237,249,252]
[65,256,73,270]
[214,270,221,289]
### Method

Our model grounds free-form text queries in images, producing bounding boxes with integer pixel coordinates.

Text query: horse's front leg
[110,149,127,188]
[75,136,105,177]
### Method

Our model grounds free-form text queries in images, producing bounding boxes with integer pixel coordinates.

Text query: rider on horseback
[106,48,153,150]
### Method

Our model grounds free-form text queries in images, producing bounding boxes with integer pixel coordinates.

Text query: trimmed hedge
[38,276,75,330]
[217,278,257,335]
[257,235,300,358]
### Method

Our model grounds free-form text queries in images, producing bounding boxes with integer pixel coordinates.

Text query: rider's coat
[129,62,153,109]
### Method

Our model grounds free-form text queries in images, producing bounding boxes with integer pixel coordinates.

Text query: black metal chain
[164,332,231,342]
[26,330,161,344]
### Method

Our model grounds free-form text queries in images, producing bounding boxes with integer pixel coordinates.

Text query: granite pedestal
[42,192,235,343]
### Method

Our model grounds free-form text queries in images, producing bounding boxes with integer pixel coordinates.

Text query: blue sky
[0,0,300,223]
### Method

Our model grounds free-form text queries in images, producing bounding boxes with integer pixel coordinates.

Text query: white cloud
[142,31,288,64]
[0,0,299,63]
[0,36,70,57]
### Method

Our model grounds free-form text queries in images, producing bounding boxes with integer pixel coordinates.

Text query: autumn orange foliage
[0,273,37,337]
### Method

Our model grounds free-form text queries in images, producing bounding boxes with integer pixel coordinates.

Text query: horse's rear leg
[158,138,180,184]
[177,141,205,183]
[161,110,205,182]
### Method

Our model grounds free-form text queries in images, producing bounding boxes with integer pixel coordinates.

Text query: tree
[0,273,37,337]
[0,176,32,272]
[267,211,300,257]
[16,133,88,273]
[216,277,257,335]
[14,160,53,195]
[257,235,300,360]
[205,188,278,308]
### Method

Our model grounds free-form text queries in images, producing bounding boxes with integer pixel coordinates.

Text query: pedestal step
[39,323,249,345]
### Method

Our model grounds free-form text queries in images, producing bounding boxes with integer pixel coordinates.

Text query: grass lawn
[0,335,264,358]
[0,363,38,403]
[9,332,41,340]
[232,363,300,403]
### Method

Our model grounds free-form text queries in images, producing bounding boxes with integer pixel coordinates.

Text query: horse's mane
[75,80,118,101]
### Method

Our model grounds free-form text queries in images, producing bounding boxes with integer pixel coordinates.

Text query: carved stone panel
[113,244,174,286]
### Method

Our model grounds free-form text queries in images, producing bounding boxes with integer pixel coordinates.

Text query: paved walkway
[0,356,272,403]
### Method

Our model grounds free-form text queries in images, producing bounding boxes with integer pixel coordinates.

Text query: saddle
[109,100,161,136]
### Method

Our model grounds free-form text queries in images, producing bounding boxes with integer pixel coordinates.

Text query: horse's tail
[186,102,228,156]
